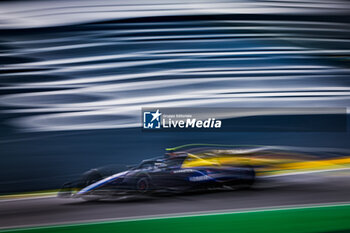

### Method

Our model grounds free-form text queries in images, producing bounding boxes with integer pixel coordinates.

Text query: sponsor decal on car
[189,175,213,182]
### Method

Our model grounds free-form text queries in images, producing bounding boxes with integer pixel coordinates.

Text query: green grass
[2,204,350,233]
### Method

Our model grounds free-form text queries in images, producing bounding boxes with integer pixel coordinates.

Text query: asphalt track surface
[1,175,350,230]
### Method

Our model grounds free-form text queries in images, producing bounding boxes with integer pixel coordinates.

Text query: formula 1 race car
[58,145,257,200]
[58,144,350,200]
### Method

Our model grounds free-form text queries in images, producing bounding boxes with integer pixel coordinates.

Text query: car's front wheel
[136,176,151,194]
[83,169,103,186]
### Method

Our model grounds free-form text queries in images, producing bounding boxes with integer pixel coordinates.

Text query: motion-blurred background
[1,0,350,194]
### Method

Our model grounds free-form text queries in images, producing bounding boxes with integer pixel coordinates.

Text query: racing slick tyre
[81,169,103,201]
[135,176,152,194]
[239,166,255,189]
[83,169,103,186]
[228,166,255,190]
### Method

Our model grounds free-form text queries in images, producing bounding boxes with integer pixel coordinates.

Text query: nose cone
[76,171,128,196]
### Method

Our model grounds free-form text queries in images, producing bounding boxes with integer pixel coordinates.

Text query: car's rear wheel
[239,166,255,189]
[228,166,255,190]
